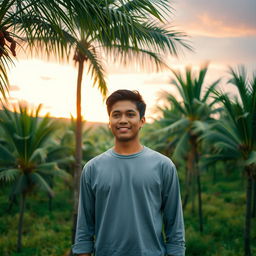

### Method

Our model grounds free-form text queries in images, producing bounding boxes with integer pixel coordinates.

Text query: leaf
[29,173,54,197]
[156,118,189,134]
[173,131,189,161]
[0,168,20,183]
[0,144,15,163]
[29,148,47,163]
[192,120,209,134]
[245,151,256,165]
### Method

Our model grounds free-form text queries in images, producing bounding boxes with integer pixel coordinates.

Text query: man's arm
[72,164,95,255]
[161,160,185,256]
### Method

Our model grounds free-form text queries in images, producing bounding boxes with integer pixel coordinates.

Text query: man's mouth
[117,127,131,132]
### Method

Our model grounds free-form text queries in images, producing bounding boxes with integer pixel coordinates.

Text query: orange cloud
[9,85,20,91]
[186,13,256,37]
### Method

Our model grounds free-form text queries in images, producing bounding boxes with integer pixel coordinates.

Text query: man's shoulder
[85,149,111,165]
[145,146,174,165]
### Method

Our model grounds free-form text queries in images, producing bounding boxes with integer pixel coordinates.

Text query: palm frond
[29,172,54,197]
[0,144,16,164]
[0,168,20,183]
[245,151,256,165]
[78,44,108,97]
[173,131,189,161]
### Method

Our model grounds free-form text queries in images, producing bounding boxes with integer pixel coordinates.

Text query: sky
[7,0,256,123]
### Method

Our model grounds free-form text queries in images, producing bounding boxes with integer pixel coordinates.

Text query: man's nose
[119,114,128,123]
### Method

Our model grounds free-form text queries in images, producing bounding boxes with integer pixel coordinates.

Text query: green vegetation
[0,66,255,256]
[0,1,255,256]
[1,149,255,256]
[0,104,70,252]
[0,2,190,239]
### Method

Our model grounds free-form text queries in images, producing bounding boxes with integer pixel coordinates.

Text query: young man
[72,90,185,256]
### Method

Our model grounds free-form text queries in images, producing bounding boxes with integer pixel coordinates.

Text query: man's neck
[113,140,143,155]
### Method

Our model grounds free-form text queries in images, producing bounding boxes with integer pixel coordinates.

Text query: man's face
[108,100,145,142]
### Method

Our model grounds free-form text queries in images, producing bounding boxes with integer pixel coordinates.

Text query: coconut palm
[155,64,221,232]
[202,66,256,256]
[0,103,69,252]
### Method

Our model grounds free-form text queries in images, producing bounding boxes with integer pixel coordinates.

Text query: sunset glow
[6,0,256,123]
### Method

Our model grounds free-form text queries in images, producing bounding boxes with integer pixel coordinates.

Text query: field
[1,162,255,256]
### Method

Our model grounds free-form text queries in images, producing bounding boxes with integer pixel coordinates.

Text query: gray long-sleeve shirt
[72,146,185,256]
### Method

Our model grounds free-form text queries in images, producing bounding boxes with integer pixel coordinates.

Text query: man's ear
[108,122,111,129]
[140,116,146,128]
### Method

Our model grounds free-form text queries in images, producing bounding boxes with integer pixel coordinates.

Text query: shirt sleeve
[72,164,95,254]
[161,160,185,256]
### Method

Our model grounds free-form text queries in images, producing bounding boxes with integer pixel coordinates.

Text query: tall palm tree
[155,64,221,232]
[202,66,256,256]
[1,0,116,98]
[0,103,69,252]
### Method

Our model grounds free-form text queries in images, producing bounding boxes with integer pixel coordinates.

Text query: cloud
[185,13,256,37]
[9,85,20,91]
[174,0,256,37]
[143,73,170,85]
[40,76,53,80]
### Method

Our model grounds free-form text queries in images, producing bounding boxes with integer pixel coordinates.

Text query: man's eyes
[112,113,136,118]
[127,113,136,117]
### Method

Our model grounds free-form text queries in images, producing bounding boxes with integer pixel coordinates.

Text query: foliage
[201,66,256,255]
[155,64,221,161]
[0,103,70,251]
[202,66,256,166]
[0,156,255,256]
[0,0,81,98]
[0,104,69,195]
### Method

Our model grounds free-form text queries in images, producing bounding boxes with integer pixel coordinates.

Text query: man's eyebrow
[112,109,136,113]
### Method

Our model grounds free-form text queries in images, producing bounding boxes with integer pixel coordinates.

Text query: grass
[182,166,256,256]
[0,165,255,255]
[0,178,72,256]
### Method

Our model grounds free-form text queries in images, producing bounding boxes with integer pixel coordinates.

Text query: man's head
[106,90,146,142]
[106,89,146,119]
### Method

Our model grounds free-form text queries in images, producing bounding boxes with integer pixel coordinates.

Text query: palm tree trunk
[72,58,85,249]
[48,195,53,212]
[191,136,203,232]
[183,162,192,210]
[244,167,252,256]
[195,155,203,233]
[17,193,26,252]
[7,195,17,213]
[252,179,256,218]
[186,142,195,213]
[191,172,196,215]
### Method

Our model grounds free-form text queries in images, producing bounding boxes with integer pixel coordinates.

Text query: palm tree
[155,64,221,232]
[0,103,69,252]
[202,66,256,256]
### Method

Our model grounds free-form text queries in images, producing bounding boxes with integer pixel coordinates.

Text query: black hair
[106,89,146,118]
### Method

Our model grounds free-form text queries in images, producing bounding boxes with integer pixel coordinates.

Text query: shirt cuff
[166,243,185,256]
[72,241,94,254]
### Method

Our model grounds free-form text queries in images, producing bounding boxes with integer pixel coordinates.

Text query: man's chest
[91,160,162,196]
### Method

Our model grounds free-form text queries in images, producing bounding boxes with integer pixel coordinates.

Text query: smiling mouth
[117,127,131,132]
